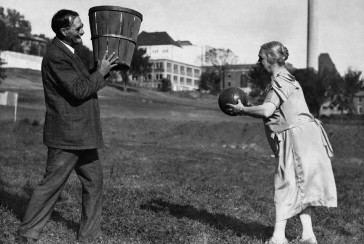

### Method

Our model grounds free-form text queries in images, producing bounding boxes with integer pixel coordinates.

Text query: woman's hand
[226,99,246,116]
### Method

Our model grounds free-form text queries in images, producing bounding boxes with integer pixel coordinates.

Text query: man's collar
[56,37,74,54]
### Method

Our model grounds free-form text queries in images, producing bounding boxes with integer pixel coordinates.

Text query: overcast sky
[1,0,363,75]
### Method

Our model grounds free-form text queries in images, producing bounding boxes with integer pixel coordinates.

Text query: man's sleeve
[48,55,105,100]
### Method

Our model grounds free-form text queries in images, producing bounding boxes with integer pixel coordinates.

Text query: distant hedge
[321,114,364,125]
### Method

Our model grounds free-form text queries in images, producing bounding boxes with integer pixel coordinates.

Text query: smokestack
[307,0,318,70]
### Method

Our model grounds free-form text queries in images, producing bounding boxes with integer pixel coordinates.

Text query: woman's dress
[263,72,337,221]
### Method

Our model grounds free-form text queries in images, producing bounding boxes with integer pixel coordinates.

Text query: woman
[227,41,337,244]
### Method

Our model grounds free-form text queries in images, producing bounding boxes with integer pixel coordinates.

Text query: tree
[5,8,31,34]
[116,47,152,91]
[0,16,18,51]
[0,55,6,85]
[247,64,271,102]
[129,47,152,79]
[160,78,172,92]
[0,7,32,52]
[205,48,237,67]
[332,68,363,114]
[198,70,221,95]
[293,68,343,117]
[293,68,322,116]
[204,48,238,90]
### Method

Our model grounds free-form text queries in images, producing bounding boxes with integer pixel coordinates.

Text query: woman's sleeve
[264,88,281,109]
[271,76,299,102]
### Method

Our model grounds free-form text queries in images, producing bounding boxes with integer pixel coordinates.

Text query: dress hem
[276,199,337,221]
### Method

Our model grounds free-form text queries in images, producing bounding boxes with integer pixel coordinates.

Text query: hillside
[0,68,238,123]
[0,68,42,90]
[1,68,364,159]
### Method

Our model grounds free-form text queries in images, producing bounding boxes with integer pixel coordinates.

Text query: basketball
[218,87,248,116]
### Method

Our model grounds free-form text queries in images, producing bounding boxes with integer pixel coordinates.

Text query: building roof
[202,64,255,69]
[176,40,193,46]
[18,33,49,43]
[319,53,337,73]
[137,31,181,47]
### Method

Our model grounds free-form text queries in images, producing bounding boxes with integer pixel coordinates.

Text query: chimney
[307,0,319,70]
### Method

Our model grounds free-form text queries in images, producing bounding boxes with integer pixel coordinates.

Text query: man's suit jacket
[42,38,105,149]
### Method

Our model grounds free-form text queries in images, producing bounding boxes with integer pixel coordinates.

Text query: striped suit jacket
[41,38,105,149]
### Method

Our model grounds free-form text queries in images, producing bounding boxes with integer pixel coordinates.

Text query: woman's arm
[227,99,276,118]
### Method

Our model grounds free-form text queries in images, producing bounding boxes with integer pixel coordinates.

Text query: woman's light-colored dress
[263,71,337,221]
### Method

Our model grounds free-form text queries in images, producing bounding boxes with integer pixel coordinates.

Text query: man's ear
[60,28,68,38]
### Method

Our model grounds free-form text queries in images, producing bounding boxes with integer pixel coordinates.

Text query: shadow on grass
[0,178,78,235]
[140,198,273,240]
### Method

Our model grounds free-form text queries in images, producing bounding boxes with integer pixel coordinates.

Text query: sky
[0,0,363,75]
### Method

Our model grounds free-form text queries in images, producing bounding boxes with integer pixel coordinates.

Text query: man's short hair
[51,9,79,38]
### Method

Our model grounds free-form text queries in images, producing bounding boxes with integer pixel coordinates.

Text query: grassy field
[1,69,364,244]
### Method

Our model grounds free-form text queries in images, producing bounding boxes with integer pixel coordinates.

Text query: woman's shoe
[265,236,289,244]
[298,237,317,244]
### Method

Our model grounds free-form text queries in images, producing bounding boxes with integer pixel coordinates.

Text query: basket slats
[89,6,142,70]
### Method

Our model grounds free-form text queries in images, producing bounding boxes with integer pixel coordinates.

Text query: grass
[1,68,364,243]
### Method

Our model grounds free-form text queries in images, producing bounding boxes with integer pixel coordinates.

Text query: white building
[137,31,203,91]
[137,31,239,91]
[147,59,202,91]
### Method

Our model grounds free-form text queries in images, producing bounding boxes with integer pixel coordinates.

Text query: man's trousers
[18,147,103,241]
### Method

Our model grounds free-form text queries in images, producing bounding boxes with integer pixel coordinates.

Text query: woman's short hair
[260,41,289,66]
[51,9,79,38]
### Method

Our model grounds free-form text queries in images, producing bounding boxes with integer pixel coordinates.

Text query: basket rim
[88,5,143,21]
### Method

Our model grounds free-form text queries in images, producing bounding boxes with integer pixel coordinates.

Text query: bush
[0,56,6,84]
[321,114,364,125]
[160,78,172,92]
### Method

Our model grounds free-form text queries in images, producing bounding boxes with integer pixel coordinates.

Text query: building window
[167,74,171,80]
[167,63,172,72]
[194,79,198,87]
[186,67,192,76]
[155,62,163,69]
[180,77,184,84]
[194,69,200,78]
[156,73,164,80]
[227,73,231,79]
[228,81,231,87]
[240,74,248,87]
[359,106,363,114]
[186,78,192,85]
[180,66,185,75]
[173,76,178,83]
[359,97,362,103]
[173,64,178,74]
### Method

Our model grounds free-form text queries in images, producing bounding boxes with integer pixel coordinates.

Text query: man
[17,9,118,243]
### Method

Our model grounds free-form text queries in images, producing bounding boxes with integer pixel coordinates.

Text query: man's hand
[97,51,118,76]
